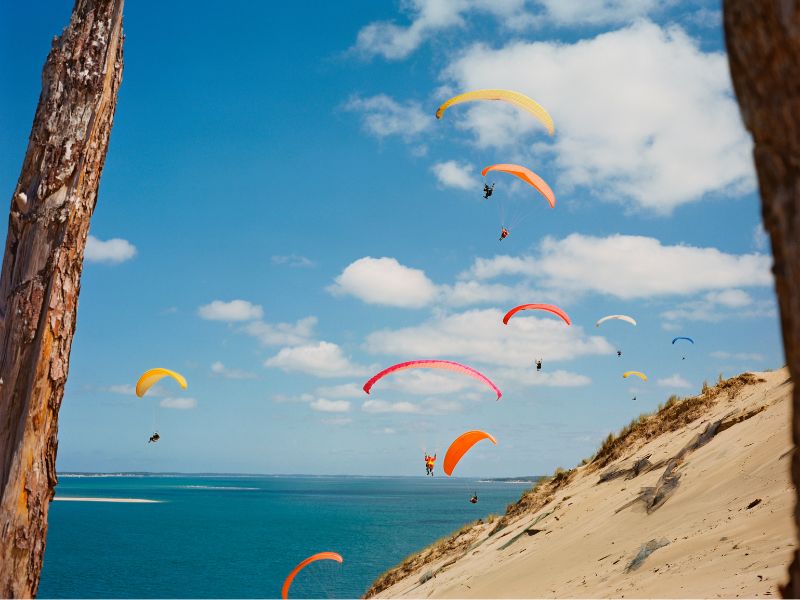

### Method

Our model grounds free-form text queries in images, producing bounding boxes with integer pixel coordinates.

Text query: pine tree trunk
[723,2,800,596]
[0,0,124,596]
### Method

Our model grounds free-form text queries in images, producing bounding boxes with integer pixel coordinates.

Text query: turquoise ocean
[39,474,535,598]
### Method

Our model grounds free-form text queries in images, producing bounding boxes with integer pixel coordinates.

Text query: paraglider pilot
[499,227,509,241]
[470,492,478,504]
[483,183,494,199]
[535,359,542,371]
[617,350,622,357]
[424,453,437,476]
[148,432,160,444]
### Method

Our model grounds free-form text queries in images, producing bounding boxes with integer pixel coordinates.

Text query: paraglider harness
[535,359,542,371]
[483,183,495,199]
[424,453,436,476]
[148,432,160,444]
[617,350,622,357]
[499,227,509,240]
[470,493,478,504]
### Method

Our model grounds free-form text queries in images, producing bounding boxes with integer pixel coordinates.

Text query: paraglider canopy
[596,315,637,327]
[443,430,497,476]
[281,552,343,599]
[503,304,571,326]
[481,164,555,209]
[136,368,187,397]
[623,371,648,382]
[672,337,694,344]
[363,360,501,400]
[436,89,554,135]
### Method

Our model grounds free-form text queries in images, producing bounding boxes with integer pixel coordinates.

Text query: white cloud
[704,289,753,308]
[344,95,430,140]
[264,341,367,378]
[441,21,754,213]
[329,257,438,308]
[534,0,660,26]
[85,235,136,264]
[243,316,317,346]
[159,397,197,410]
[198,300,263,322]
[492,367,592,387]
[466,235,772,300]
[365,308,612,368]
[353,0,530,60]
[271,254,315,268]
[210,361,256,380]
[362,398,462,414]
[107,384,136,396]
[310,398,351,413]
[657,374,692,388]
[314,383,365,399]
[752,223,769,251]
[710,351,766,362]
[662,290,775,324]
[362,399,421,414]
[323,416,353,426]
[431,160,480,190]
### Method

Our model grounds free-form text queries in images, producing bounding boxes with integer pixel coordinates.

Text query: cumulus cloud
[314,383,365,399]
[243,316,317,346]
[353,0,531,60]
[366,308,612,368]
[160,397,197,410]
[344,95,430,141]
[441,21,754,213]
[210,361,256,380]
[465,235,772,300]
[329,257,438,308]
[362,398,462,414]
[310,398,351,413]
[431,160,480,190]
[198,300,263,322]
[752,223,769,251]
[533,0,661,26]
[323,417,353,426]
[657,374,692,388]
[85,235,137,264]
[662,290,775,324]
[271,254,315,268]
[264,341,367,378]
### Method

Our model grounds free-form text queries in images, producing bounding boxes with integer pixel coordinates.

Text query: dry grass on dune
[363,371,769,598]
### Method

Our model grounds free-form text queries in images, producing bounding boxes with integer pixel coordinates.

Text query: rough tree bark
[723,2,800,597]
[0,0,124,596]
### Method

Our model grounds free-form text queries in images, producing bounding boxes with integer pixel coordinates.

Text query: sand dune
[368,369,794,598]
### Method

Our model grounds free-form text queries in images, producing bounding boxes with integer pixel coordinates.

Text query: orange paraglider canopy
[443,430,497,476]
[481,164,556,208]
[503,304,571,326]
[282,552,343,599]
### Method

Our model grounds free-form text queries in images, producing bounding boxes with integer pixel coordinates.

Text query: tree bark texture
[723,2,800,597]
[0,0,123,596]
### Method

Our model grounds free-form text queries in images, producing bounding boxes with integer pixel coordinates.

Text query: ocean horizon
[40,473,537,598]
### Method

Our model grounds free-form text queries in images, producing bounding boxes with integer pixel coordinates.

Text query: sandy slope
[373,369,794,598]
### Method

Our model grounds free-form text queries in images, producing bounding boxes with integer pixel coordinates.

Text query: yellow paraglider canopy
[435,89,554,135]
[136,368,187,397]
[622,371,647,382]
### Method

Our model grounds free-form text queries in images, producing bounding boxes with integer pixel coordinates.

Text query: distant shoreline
[53,497,162,503]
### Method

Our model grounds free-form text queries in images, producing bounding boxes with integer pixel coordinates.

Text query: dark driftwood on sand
[0,1,124,596]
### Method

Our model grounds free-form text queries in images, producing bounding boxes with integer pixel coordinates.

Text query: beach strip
[53,497,162,503]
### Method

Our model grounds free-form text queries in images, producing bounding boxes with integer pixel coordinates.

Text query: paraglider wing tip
[435,109,443,119]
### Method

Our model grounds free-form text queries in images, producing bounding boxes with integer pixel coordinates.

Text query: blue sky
[0,0,782,476]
